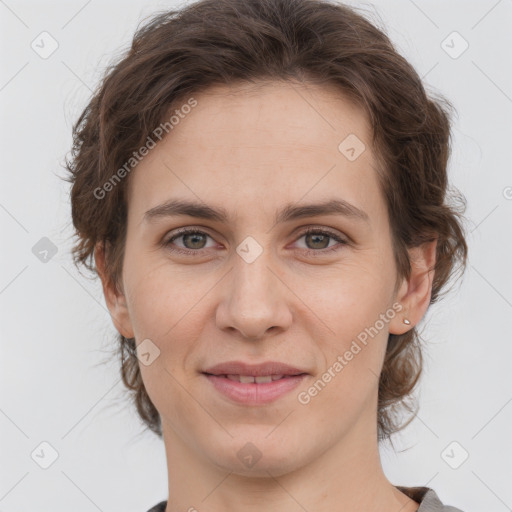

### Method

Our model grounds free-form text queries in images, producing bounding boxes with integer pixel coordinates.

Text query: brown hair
[63,0,468,442]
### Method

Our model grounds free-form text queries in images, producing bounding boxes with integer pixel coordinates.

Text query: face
[99,80,432,477]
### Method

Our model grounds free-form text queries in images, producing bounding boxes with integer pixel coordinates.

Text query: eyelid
[294,225,348,243]
[163,225,349,254]
[292,226,348,255]
[162,226,219,252]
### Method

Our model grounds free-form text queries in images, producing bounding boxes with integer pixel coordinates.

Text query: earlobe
[389,277,412,335]
[94,241,135,339]
[389,239,437,335]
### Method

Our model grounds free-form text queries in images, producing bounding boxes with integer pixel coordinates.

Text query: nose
[215,252,293,340]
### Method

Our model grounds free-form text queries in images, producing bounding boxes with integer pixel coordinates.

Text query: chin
[202,426,311,478]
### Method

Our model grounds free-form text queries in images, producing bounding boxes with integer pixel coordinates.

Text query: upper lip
[203,361,308,377]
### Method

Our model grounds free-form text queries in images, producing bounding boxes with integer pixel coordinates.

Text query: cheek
[303,258,393,328]
[301,259,394,380]
[301,295,391,427]
[123,251,203,340]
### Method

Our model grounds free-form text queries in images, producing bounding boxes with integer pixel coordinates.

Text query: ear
[95,241,135,339]
[389,238,437,335]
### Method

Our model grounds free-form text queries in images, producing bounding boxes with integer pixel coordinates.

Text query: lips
[202,360,308,378]
[204,373,307,404]
[201,361,309,404]
[225,374,286,383]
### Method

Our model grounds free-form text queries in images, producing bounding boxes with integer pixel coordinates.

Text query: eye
[163,226,348,256]
[293,227,347,256]
[163,228,217,256]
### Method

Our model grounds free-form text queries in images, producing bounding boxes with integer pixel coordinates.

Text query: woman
[65,0,468,510]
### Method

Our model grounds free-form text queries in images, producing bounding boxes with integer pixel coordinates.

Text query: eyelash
[163,227,348,257]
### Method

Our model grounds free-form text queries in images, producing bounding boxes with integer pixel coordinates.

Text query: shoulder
[145,500,167,512]
[396,485,465,512]
[146,489,465,512]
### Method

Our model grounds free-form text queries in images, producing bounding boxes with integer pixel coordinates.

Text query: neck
[161,408,418,512]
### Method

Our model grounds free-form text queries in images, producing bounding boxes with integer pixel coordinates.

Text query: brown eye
[163,227,347,257]
[164,229,215,255]
[294,228,347,255]
[180,232,208,249]
[304,232,330,249]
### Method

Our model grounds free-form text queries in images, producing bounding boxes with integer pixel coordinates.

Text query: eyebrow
[143,198,370,226]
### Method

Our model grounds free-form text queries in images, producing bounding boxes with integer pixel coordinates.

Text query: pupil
[307,233,329,249]
[184,233,206,249]
[181,233,330,250]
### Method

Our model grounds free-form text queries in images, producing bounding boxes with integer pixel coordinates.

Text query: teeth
[224,374,286,383]
[255,376,272,384]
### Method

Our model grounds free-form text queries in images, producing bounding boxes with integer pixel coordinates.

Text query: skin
[96,80,436,512]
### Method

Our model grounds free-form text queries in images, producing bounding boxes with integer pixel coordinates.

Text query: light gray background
[1,0,511,511]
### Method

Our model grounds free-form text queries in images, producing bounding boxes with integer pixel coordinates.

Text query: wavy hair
[63,0,468,442]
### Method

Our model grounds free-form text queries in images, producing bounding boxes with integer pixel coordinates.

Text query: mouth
[202,360,308,378]
[202,373,305,383]
[201,361,309,404]
[201,363,308,405]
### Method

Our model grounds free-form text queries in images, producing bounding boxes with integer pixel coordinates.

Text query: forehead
[165,80,371,154]
[126,80,384,229]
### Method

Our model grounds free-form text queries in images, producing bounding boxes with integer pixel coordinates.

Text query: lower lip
[203,374,307,405]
